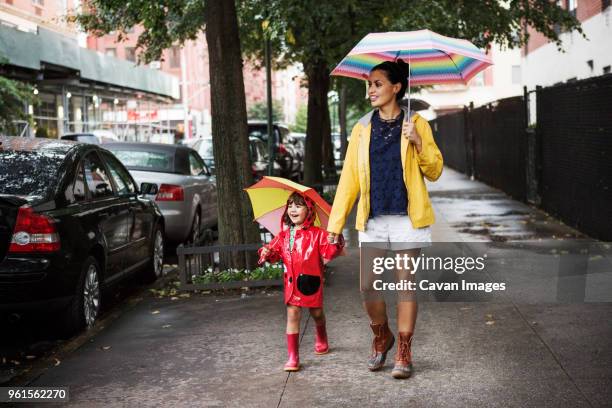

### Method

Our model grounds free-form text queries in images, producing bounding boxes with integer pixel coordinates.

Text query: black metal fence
[432,74,612,241]
[536,75,612,241]
[177,243,283,291]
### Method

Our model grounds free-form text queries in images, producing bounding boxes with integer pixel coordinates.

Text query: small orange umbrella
[245,176,331,236]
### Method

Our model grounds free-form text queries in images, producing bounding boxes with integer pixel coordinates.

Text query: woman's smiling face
[368,69,401,108]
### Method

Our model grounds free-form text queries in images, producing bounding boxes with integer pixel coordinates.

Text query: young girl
[258,192,344,371]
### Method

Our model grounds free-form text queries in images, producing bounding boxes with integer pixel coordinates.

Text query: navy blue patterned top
[369,110,408,217]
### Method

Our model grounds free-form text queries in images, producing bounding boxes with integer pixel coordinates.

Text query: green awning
[0,26,180,99]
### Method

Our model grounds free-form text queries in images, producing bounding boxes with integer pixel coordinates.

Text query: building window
[604,66,611,74]
[105,48,116,57]
[125,47,136,62]
[512,65,521,84]
[170,46,181,68]
[32,0,43,6]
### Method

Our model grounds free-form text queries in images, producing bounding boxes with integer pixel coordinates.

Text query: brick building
[522,0,612,89]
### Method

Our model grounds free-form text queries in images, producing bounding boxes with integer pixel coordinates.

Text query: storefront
[0,25,180,140]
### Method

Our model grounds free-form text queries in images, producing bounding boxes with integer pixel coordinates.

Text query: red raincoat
[258,198,344,308]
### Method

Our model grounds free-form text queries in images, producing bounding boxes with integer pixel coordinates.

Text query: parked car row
[105,142,217,245]
[189,121,305,182]
[0,136,164,335]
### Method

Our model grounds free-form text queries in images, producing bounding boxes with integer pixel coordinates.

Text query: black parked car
[0,136,164,335]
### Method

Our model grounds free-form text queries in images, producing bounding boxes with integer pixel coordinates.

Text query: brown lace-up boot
[391,331,413,379]
[367,321,395,371]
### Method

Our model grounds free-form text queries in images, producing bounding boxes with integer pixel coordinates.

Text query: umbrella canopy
[245,176,332,236]
[400,98,429,111]
[331,29,492,85]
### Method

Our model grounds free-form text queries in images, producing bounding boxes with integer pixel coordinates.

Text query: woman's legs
[284,305,301,371]
[395,248,420,333]
[360,246,395,370]
[392,247,420,379]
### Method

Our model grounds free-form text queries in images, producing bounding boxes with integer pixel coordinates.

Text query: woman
[327,59,443,379]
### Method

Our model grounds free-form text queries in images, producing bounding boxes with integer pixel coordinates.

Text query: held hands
[327,232,339,244]
[402,121,422,153]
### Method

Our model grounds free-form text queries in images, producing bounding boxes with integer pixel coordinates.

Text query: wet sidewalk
[22,167,612,407]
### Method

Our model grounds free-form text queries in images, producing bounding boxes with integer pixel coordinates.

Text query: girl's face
[287,201,308,226]
[368,70,401,108]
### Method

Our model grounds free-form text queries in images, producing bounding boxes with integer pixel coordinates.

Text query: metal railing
[177,242,283,291]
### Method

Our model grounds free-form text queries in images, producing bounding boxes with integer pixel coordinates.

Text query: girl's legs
[309,308,329,354]
[286,305,302,334]
[284,305,301,371]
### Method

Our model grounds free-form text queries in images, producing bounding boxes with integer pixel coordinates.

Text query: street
[4,167,609,407]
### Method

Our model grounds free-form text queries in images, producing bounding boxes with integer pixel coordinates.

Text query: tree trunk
[205,0,260,269]
[322,104,335,179]
[303,61,331,187]
[339,82,348,159]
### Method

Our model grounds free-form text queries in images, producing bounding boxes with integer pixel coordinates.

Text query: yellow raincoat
[328,105,443,233]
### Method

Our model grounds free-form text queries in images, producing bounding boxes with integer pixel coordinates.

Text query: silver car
[105,142,217,245]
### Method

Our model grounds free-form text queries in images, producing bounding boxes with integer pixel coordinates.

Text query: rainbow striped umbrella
[245,176,331,237]
[331,29,492,86]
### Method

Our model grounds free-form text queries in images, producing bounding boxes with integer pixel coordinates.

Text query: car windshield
[108,149,174,173]
[0,150,64,199]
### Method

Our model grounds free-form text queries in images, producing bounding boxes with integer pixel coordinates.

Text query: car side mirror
[140,182,158,195]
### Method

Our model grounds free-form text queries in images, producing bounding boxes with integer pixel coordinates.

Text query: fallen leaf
[460,307,472,311]
[485,321,495,326]
[11,360,20,366]
[151,310,160,315]
[485,314,494,319]
[179,293,190,298]
[54,358,61,366]
[170,296,179,301]
[162,324,172,329]
[25,355,36,360]
[101,346,111,351]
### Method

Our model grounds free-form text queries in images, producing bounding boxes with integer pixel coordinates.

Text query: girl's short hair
[371,59,410,101]
[283,192,308,226]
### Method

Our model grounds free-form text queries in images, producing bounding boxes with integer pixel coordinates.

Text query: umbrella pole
[407,51,411,118]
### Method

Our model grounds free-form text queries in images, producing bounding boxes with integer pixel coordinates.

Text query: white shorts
[358,215,432,251]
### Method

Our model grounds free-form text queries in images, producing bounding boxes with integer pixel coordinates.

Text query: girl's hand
[260,247,270,258]
[327,232,338,244]
[402,121,422,152]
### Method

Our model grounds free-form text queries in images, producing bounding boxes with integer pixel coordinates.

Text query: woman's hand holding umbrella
[402,121,422,153]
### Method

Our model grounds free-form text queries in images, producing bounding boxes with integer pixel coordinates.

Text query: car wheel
[142,225,164,283]
[61,256,101,336]
[189,212,201,245]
